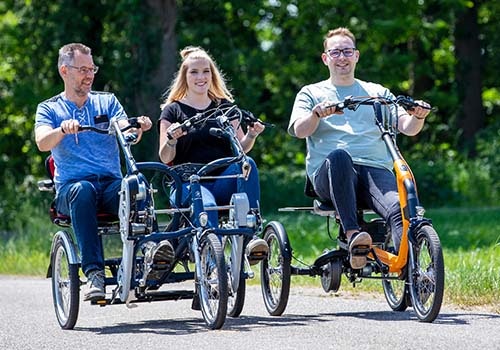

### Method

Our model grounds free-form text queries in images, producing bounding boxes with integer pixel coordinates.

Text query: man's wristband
[60,125,66,134]
[314,111,321,119]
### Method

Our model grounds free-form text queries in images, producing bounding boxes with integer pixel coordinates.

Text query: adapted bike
[39,117,228,330]
[260,95,445,322]
[164,103,274,317]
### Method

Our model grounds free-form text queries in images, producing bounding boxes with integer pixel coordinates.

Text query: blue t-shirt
[35,91,127,190]
[288,79,402,178]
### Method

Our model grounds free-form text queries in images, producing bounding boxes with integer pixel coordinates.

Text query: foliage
[0,0,499,220]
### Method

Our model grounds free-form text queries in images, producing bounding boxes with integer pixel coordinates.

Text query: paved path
[1,276,499,349]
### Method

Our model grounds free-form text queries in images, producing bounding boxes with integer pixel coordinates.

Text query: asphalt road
[1,275,499,350]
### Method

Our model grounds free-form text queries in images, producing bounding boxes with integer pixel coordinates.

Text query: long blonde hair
[161,46,234,109]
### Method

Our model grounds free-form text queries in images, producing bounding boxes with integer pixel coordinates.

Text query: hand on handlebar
[313,101,344,119]
[246,120,265,138]
[136,115,152,131]
[60,119,81,134]
[406,100,431,120]
[167,122,188,141]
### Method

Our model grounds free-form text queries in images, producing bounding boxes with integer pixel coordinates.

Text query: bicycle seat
[40,155,119,228]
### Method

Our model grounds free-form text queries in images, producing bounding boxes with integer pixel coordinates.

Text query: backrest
[45,155,55,181]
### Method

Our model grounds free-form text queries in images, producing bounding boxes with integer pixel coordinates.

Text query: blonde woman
[158,46,268,264]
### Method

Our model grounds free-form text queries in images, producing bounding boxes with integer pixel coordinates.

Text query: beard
[74,82,92,97]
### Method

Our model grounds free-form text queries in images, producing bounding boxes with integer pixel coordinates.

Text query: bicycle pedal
[247,252,267,266]
[351,246,370,256]
[247,252,267,260]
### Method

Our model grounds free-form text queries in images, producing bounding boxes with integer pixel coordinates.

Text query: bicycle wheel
[260,221,291,316]
[51,235,80,330]
[223,235,246,317]
[382,232,409,312]
[408,225,444,322]
[198,233,228,329]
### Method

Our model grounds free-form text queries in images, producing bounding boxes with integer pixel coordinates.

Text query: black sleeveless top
[158,99,234,165]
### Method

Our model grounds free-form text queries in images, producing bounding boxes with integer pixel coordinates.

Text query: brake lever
[167,112,206,140]
[241,109,275,128]
[396,95,435,112]
[326,95,355,112]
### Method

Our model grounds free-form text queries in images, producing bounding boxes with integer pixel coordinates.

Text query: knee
[69,181,96,204]
[246,157,259,178]
[326,149,352,168]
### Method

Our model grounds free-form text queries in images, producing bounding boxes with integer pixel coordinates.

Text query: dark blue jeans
[55,176,122,276]
[313,149,402,249]
[176,158,260,227]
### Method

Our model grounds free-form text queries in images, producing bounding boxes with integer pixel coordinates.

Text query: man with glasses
[288,27,431,269]
[34,43,158,301]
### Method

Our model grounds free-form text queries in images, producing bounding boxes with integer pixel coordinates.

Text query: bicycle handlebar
[330,95,434,113]
[78,117,141,143]
[166,105,273,140]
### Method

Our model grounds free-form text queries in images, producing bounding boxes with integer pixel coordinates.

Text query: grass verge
[1,206,498,312]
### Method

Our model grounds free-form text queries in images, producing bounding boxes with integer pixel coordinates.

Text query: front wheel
[260,221,291,316]
[408,225,444,322]
[198,233,228,329]
[51,235,80,330]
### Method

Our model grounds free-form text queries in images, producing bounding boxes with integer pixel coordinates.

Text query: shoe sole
[147,242,175,281]
[247,244,269,266]
[349,232,372,269]
[83,292,105,302]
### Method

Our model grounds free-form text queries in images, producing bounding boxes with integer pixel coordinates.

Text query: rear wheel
[408,225,444,322]
[198,233,228,329]
[260,221,291,316]
[223,236,246,317]
[320,258,342,293]
[51,236,80,330]
[382,232,409,312]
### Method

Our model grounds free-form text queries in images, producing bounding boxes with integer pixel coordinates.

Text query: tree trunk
[454,1,484,151]
[135,0,177,160]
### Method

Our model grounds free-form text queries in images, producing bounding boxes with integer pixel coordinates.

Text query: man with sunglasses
[34,43,156,301]
[288,27,431,269]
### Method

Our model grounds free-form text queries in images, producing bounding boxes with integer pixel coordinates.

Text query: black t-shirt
[158,100,234,165]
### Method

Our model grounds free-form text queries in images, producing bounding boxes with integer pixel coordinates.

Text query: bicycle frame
[346,98,432,274]
[261,95,444,322]
[168,110,262,290]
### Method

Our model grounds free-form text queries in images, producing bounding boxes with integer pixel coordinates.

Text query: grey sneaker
[246,237,269,266]
[83,270,105,301]
[348,231,372,269]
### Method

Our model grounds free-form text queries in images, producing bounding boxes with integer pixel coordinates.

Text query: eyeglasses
[66,65,99,75]
[325,47,356,59]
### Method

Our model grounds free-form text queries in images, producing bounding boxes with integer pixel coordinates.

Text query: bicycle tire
[408,225,444,322]
[198,232,228,329]
[51,236,80,330]
[260,221,291,316]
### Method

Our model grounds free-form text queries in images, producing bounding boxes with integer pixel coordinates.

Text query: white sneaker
[245,237,269,265]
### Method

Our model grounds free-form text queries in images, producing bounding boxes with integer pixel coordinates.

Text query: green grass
[1,206,498,312]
